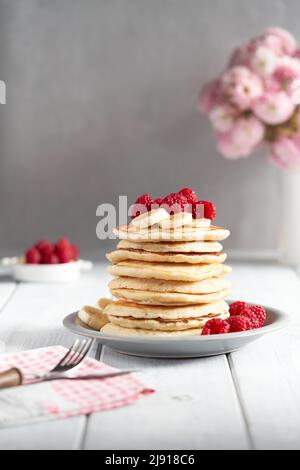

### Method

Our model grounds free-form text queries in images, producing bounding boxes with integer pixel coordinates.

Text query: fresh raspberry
[228,315,252,333]
[130,194,153,219]
[71,244,80,261]
[25,248,41,264]
[35,240,54,256]
[161,193,190,215]
[192,201,205,219]
[153,197,164,206]
[41,252,60,264]
[162,193,176,205]
[161,194,182,215]
[197,200,216,220]
[135,194,153,208]
[174,194,190,212]
[201,327,211,335]
[56,238,71,251]
[239,307,260,329]
[178,188,198,203]
[202,318,230,335]
[56,245,74,263]
[229,301,249,316]
[248,306,266,328]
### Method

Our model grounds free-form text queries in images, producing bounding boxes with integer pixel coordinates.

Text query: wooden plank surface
[0,263,299,449]
[84,351,249,450]
[228,263,300,450]
[0,272,17,312]
[0,272,17,354]
[0,265,109,450]
[0,266,110,353]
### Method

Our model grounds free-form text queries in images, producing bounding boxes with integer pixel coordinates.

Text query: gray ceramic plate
[63,304,289,358]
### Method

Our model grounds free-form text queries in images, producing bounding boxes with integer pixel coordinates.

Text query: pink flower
[274,64,299,84]
[265,27,297,56]
[294,49,300,60]
[233,116,265,146]
[228,28,297,70]
[293,131,300,147]
[253,91,294,124]
[209,104,237,132]
[221,66,263,110]
[273,59,300,99]
[199,79,222,113]
[217,132,251,159]
[264,76,282,93]
[276,56,300,75]
[269,136,300,168]
[251,46,278,76]
[217,116,265,159]
[260,33,285,56]
[229,45,251,68]
[229,38,264,69]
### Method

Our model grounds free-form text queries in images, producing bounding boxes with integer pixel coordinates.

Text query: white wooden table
[0,262,299,450]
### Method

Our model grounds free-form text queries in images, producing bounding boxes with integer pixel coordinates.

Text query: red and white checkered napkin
[0,346,153,428]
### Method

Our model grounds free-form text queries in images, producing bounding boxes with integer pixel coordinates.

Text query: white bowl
[1,257,92,283]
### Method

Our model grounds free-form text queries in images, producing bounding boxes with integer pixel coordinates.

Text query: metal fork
[0,338,93,388]
[43,338,93,375]
[0,338,139,389]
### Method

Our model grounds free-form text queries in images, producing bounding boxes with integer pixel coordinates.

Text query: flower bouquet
[199,27,300,168]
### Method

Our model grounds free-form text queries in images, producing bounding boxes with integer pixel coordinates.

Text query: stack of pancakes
[101,212,231,336]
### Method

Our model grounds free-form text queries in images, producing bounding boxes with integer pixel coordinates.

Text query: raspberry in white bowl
[2,238,92,283]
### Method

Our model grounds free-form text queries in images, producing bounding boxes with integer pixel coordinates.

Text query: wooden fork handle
[0,368,23,389]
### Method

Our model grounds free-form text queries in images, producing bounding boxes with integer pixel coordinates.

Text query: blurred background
[1,0,298,259]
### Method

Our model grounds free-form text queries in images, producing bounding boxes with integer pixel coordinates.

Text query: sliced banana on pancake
[85,192,231,337]
[130,208,169,229]
[159,212,193,229]
[190,218,212,228]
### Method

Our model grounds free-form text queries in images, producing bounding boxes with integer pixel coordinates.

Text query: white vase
[279,169,300,266]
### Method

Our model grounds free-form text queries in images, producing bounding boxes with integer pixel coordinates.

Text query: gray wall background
[1,0,295,258]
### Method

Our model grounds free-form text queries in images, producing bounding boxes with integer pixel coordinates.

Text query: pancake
[106,249,227,265]
[109,287,230,305]
[103,299,229,320]
[114,225,230,242]
[78,305,109,330]
[117,239,223,253]
[108,276,231,294]
[110,285,230,305]
[101,323,204,337]
[107,312,229,331]
[108,260,231,282]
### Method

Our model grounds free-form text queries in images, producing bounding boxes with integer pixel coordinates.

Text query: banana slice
[96,298,114,310]
[130,208,169,229]
[78,304,109,331]
[189,218,211,228]
[159,212,193,229]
